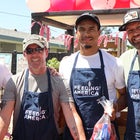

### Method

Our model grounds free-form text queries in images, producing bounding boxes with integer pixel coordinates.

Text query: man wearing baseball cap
[119,8,140,140]
[59,12,127,139]
[0,34,86,140]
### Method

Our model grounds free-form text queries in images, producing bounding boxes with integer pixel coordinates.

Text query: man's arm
[115,87,127,112]
[61,102,86,140]
[0,100,15,140]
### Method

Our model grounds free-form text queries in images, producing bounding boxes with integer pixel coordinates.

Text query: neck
[137,50,140,55]
[80,47,99,56]
[29,66,47,75]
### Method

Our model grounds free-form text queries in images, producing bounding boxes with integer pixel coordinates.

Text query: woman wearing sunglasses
[0,34,85,140]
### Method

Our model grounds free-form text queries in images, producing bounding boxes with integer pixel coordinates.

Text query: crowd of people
[0,8,140,140]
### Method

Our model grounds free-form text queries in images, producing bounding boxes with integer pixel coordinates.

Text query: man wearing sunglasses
[0,34,85,140]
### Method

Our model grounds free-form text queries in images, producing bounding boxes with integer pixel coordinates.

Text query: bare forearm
[64,107,81,139]
[0,118,9,140]
[116,94,127,111]
[0,100,14,140]
[62,102,86,140]
[71,113,86,140]
[116,88,128,112]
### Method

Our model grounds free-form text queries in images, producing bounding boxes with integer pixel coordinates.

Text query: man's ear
[23,51,26,57]
[45,48,49,58]
[98,29,101,35]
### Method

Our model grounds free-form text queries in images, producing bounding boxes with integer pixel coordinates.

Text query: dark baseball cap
[75,12,101,30]
[119,9,140,31]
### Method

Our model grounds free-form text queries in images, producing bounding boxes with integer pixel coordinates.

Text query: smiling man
[59,12,127,140]
[0,34,85,140]
[119,9,140,140]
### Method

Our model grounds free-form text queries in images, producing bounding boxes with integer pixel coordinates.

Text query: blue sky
[0,0,64,37]
[0,0,31,32]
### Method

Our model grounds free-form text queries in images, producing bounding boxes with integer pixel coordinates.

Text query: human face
[126,21,140,50]
[76,19,100,55]
[23,44,48,75]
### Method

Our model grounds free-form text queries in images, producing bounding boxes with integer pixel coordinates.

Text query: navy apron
[63,50,117,140]
[125,52,140,140]
[12,69,59,140]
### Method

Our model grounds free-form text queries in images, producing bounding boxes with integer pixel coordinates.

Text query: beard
[129,41,140,50]
[82,45,92,49]
[129,35,140,49]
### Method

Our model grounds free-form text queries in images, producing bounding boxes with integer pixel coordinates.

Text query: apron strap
[98,49,109,99]
[129,52,138,72]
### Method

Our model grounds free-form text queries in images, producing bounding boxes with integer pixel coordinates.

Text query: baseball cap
[119,9,140,31]
[75,12,101,30]
[23,34,48,51]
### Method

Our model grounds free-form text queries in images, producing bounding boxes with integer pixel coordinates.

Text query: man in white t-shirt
[59,12,127,140]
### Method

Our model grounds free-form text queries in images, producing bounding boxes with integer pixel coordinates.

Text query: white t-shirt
[119,48,138,85]
[0,63,12,89]
[59,49,125,101]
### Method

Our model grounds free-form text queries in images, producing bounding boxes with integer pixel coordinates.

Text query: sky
[0,0,125,39]
[0,0,64,37]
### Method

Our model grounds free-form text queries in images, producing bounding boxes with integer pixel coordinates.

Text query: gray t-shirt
[3,69,73,134]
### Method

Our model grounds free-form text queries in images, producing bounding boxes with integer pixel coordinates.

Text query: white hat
[119,9,140,31]
[23,34,48,51]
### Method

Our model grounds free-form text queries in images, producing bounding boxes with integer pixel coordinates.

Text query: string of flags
[32,21,127,50]
[55,32,127,50]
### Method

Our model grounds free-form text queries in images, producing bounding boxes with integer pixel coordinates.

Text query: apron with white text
[64,50,110,140]
[125,52,140,140]
[12,69,59,140]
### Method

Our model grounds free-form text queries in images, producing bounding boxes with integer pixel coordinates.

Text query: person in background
[0,34,86,140]
[0,63,12,106]
[119,8,140,140]
[0,63,12,89]
[59,12,127,140]
[0,63,12,140]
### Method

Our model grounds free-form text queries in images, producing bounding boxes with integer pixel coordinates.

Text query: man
[59,12,127,139]
[119,9,140,140]
[0,34,85,140]
[0,63,12,102]
[0,63,12,139]
[0,63,12,90]
[0,63,12,91]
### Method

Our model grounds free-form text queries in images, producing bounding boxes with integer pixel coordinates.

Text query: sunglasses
[25,47,44,55]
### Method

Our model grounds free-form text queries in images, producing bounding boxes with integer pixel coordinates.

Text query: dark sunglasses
[25,47,44,55]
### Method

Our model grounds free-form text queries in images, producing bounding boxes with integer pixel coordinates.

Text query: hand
[104,105,116,121]
[108,108,116,121]
[48,67,60,76]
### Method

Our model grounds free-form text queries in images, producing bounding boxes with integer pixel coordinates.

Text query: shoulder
[100,49,124,72]
[100,49,118,63]
[0,63,6,68]
[50,75,68,93]
[60,52,78,63]
[120,48,136,65]
[50,74,64,85]
[59,52,78,73]
[0,63,12,82]
[120,48,136,59]
[11,70,26,85]
[0,63,10,72]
